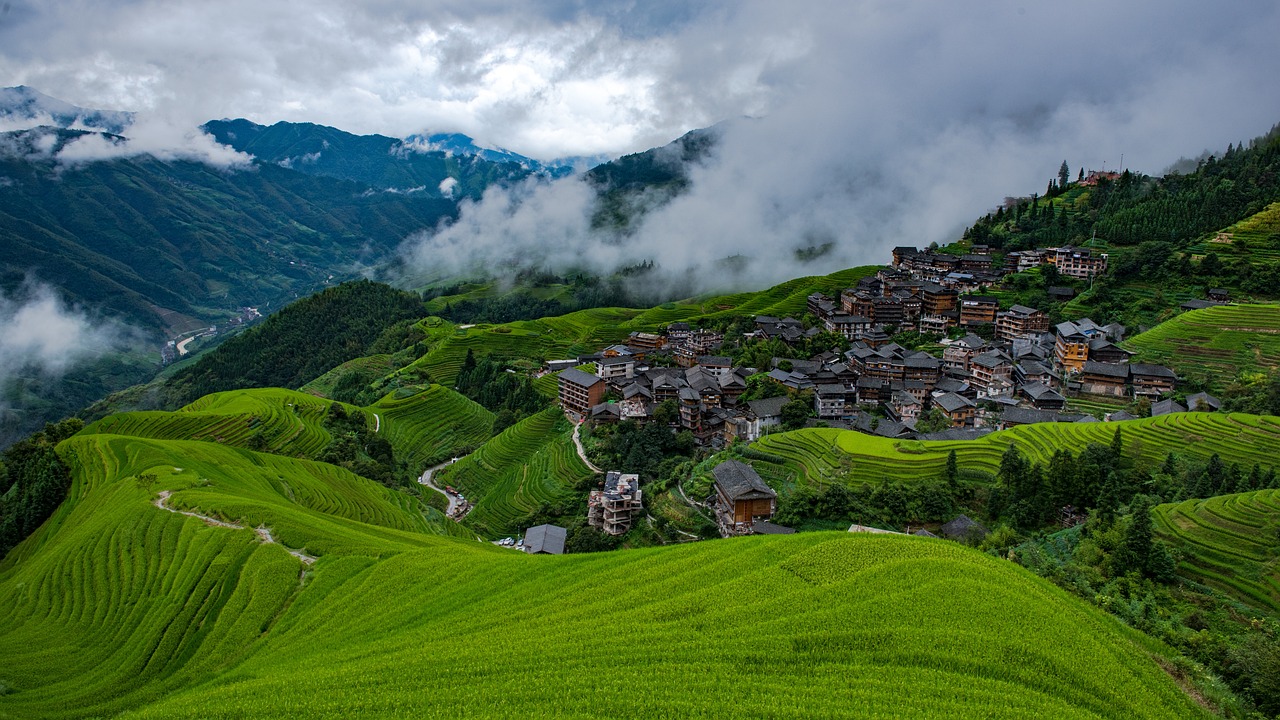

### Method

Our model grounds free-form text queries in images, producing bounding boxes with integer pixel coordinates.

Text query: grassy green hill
[0,425,1209,717]
[746,412,1280,489]
[1153,489,1280,614]
[1123,304,1280,390]
[369,385,494,468]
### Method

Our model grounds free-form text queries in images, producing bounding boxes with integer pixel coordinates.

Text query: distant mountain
[0,85,134,134]
[204,119,558,196]
[584,124,722,232]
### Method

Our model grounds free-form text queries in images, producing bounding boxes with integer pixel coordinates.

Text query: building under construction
[588,471,643,535]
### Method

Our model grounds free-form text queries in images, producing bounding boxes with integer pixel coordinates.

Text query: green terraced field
[750,413,1280,488]
[369,385,494,468]
[1185,201,1280,265]
[1123,304,1280,388]
[298,354,397,398]
[404,266,880,389]
[81,387,493,476]
[435,407,593,537]
[81,388,359,458]
[1153,489,1280,614]
[0,429,1209,719]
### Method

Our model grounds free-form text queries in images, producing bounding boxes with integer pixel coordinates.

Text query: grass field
[1153,488,1280,614]
[434,407,593,537]
[0,430,1210,719]
[748,412,1280,489]
[1123,304,1280,389]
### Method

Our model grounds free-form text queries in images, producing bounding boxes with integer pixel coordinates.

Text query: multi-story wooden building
[958,296,999,327]
[559,368,606,419]
[1048,246,1108,279]
[994,305,1049,341]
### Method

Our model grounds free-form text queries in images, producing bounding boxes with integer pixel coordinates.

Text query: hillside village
[555,241,1208,459]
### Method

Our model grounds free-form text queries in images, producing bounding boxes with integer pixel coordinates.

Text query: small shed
[523,524,567,555]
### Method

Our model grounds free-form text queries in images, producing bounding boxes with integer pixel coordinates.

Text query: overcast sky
[4,0,1280,291]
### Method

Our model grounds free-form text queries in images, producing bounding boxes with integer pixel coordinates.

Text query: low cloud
[54,113,253,168]
[0,282,134,390]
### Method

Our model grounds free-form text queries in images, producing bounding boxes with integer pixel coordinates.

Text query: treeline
[0,418,82,558]
[990,430,1277,532]
[165,280,426,407]
[964,123,1280,252]
[428,273,648,325]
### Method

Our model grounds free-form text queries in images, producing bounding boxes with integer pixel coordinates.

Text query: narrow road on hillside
[572,422,603,474]
[418,459,469,519]
[154,490,316,564]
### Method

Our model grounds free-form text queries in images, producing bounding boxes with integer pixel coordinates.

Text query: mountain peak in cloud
[0,85,135,134]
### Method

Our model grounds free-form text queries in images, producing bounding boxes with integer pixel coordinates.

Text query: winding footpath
[572,422,603,474]
[154,490,316,565]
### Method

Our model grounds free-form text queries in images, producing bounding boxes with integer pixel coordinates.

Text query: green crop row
[1124,303,1280,387]
[1153,488,1280,613]
[751,412,1280,488]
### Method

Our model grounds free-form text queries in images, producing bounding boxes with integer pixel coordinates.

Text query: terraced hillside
[369,385,494,468]
[80,386,492,475]
[407,266,879,387]
[1153,489,1280,614]
[0,430,1209,719]
[435,408,593,537]
[1185,201,1280,265]
[1123,304,1280,388]
[81,388,357,458]
[749,412,1280,488]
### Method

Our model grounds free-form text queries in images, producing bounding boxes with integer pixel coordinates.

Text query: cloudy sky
[3,0,1280,289]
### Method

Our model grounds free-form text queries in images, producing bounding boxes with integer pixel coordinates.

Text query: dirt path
[372,413,381,433]
[154,490,316,564]
[572,422,603,474]
[418,458,469,519]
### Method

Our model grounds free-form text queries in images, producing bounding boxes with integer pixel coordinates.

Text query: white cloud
[0,281,132,387]
[438,176,458,197]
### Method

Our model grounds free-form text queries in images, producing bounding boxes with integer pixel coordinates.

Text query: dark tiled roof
[712,460,777,502]
[747,395,788,418]
[559,367,603,388]
[1081,361,1129,379]
[940,514,990,541]
[524,524,567,554]
[1130,363,1176,379]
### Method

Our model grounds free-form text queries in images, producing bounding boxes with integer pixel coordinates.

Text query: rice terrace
[5,6,1280,718]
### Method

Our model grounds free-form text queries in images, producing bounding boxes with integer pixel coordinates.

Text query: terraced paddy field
[435,408,593,537]
[405,266,880,389]
[80,387,494,476]
[1185,201,1280,265]
[369,385,494,468]
[749,413,1280,488]
[1153,489,1280,614]
[0,430,1210,719]
[1123,304,1280,388]
[298,354,397,398]
[80,388,361,458]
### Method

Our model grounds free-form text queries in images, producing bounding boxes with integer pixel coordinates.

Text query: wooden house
[713,460,778,530]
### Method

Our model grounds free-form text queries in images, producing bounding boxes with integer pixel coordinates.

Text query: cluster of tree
[964,126,1280,255]
[1222,369,1280,417]
[318,403,400,488]
[427,273,655,325]
[774,478,957,530]
[588,418,695,482]
[989,431,1278,534]
[166,281,427,408]
[0,418,83,558]
[453,351,546,432]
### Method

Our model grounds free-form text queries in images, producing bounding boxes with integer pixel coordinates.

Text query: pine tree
[943,450,959,492]
[1059,160,1070,189]
[1110,427,1123,461]
[1116,495,1156,576]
